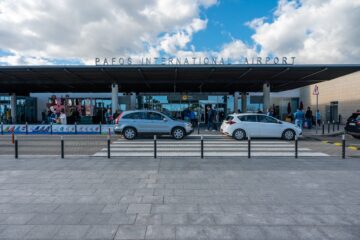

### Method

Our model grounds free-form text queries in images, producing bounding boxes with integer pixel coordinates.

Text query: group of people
[46,107,81,125]
[293,107,321,129]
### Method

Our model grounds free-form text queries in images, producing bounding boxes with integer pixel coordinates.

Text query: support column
[241,92,247,113]
[10,93,16,124]
[111,83,118,114]
[233,91,240,113]
[130,92,136,110]
[263,82,270,112]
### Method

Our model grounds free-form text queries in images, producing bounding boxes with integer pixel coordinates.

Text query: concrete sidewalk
[0,155,359,239]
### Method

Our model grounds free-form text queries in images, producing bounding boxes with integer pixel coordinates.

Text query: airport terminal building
[0,61,359,125]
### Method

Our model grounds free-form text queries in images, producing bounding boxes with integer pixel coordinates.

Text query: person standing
[206,105,216,131]
[105,108,112,124]
[113,109,120,121]
[316,109,321,126]
[305,107,313,129]
[294,108,304,129]
[59,109,67,125]
[189,108,197,127]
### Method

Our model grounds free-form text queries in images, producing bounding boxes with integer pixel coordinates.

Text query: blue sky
[193,0,278,51]
[0,0,359,65]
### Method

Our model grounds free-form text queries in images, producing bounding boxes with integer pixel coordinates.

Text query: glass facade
[0,96,37,124]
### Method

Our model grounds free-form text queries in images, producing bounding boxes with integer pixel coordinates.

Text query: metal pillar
[233,91,240,113]
[263,83,270,112]
[241,92,247,113]
[111,83,119,114]
[10,93,16,124]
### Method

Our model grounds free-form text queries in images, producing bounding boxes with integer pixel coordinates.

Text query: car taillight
[226,120,236,125]
[115,112,123,124]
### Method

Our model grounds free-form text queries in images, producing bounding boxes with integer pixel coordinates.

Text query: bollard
[108,128,111,138]
[75,122,77,134]
[154,135,157,158]
[248,136,251,158]
[25,122,28,135]
[327,121,330,134]
[12,131,15,144]
[61,136,64,159]
[332,120,335,132]
[342,134,346,159]
[197,122,200,135]
[322,121,325,135]
[50,122,53,135]
[295,135,298,159]
[15,136,18,159]
[201,135,204,158]
[107,135,111,159]
[99,122,102,135]
[1,122,3,135]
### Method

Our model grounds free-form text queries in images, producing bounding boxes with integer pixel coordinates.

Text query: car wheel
[172,127,185,140]
[282,129,295,140]
[123,127,137,140]
[233,129,246,140]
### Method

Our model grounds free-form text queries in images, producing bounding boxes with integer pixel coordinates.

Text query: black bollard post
[248,136,251,158]
[201,135,204,158]
[332,120,335,132]
[107,135,110,159]
[75,122,77,135]
[327,121,330,134]
[295,135,298,159]
[25,122,28,135]
[322,121,325,135]
[1,122,3,135]
[99,122,102,135]
[15,137,18,159]
[342,134,346,159]
[50,122,53,135]
[154,135,157,159]
[197,122,200,135]
[61,136,64,159]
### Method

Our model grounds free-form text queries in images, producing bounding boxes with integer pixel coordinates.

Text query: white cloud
[0,0,216,65]
[249,0,360,63]
[1,0,359,65]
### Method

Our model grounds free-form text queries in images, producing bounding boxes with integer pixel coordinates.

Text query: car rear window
[122,112,145,119]
[238,115,257,122]
[225,115,234,121]
[347,113,360,121]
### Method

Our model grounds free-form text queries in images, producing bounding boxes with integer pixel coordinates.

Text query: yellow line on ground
[334,142,342,146]
[322,141,328,143]
[348,146,358,151]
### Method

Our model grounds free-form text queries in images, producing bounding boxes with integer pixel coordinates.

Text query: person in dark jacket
[206,105,217,131]
[305,107,313,129]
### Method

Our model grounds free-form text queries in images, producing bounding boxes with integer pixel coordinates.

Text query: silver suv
[114,110,194,140]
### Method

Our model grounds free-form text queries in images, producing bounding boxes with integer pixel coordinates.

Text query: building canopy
[0,64,359,94]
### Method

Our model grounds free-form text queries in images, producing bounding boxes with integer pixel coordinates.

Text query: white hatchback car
[220,113,302,140]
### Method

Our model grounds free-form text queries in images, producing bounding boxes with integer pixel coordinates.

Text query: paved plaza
[0,154,359,239]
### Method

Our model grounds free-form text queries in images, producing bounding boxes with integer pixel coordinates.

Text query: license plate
[350,123,356,126]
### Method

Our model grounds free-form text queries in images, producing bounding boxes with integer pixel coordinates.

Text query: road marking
[93,138,329,157]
